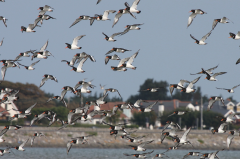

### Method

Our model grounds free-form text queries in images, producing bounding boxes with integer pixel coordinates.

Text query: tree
[131,111,157,127]
[127,79,170,102]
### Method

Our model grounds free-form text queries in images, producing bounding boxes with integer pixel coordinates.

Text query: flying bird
[39,74,58,88]
[229,31,240,40]
[216,84,240,93]
[212,17,233,30]
[0,16,7,27]
[169,79,190,96]
[17,60,40,70]
[0,38,3,46]
[106,47,131,55]
[190,64,218,75]
[102,32,122,42]
[69,15,91,28]
[208,96,225,110]
[105,54,120,65]
[190,31,212,45]
[187,9,207,28]
[120,23,144,35]
[180,76,201,93]
[21,24,40,33]
[65,35,85,49]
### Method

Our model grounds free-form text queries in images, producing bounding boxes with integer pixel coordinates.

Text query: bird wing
[72,35,85,46]
[34,17,42,27]
[67,142,73,154]
[212,19,219,30]
[232,84,240,90]
[96,0,102,4]
[161,133,167,143]
[102,32,108,38]
[208,99,216,110]
[77,57,88,69]
[187,13,197,28]
[69,18,81,28]
[212,72,227,78]
[111,32,122,38]
[206,64,219,72]
[20,138,29,148]
[25,102,37,114]
[0,37,4,46]
[227,135,234,148]
[116,90,122,99]
[181,127,191,141]
[219,123,228,131]
[1,66,7,81]
[61,90,67,100]
[146,101,158,109]
[190,34,198,41]
[112,12,123,28]
[103,10,115,19]
[117,57,130,67]
[139,140,154,147]
[169,85,175,96]
[0,128,8,136]
[127,50,139,65]
[131,0,140,9]
[187,76,201,89]
[120,28,130,35]
[105,57,110,65]
[40,40,48,52]
[201,31,212,42]
[39,77,48,88]
[31,136,36,146]
[106,49,114,55]
[2,18,7,27]
[30,60,40,67]
[178,80,190,86]
[216,87,228,90]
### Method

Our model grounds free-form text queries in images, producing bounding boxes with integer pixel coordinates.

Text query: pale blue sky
[0,0,240,102]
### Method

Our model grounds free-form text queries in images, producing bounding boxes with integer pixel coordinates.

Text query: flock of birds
[0,0,239,158]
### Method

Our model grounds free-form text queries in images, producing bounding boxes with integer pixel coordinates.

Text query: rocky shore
[1,127,239,150]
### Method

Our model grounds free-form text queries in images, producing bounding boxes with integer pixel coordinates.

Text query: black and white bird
[190,65,218,75]
[168,111,188,117]
[123,150,154,158]
[129,140,154,152]
[169,79,190,96]
[212,17,233,30]
[187,9,207,28]
[61,86,74,99]
[31,132,45,146]
[0,16,7,27]
[139,101,158,112]
[21,24,39,33]
[120,23,144,35]
[190,31,212,45]
[208,96,225,110]
[106,47,131,55]
[69,15,91,28]
[39,74,58,88]
[15,138,29,151]
[182,152,200,159]
[202,68,227,81]
[65,35,85,49]
[119,50,139,70]
[105,54,121,65]
[112,9,135,28]
[17,60,40,70]
[229,31,240,40]
[71,57,88,73]
[102,32,122,42]
[90,10,116,25]
[15,50,36,61]
[104,88,122,98]
[216,84,240,93]
[46,96,67,107]
[34,14,56,26]
[211,123,228,134]
[38,5,54,15]
[180,76,201,93]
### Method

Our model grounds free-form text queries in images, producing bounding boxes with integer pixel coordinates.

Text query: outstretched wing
[187,13,197,28]
[190,34,198,41]
[201,31,212,42]
[69,18,81,28]
[212,72,227,78]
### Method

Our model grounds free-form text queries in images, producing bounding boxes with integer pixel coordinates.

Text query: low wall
[1,127,238,150]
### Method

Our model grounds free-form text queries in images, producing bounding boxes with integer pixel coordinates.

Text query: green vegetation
[131,111,157,127]
[198,139,204,144]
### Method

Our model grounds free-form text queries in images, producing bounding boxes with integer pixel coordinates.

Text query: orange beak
[65,46,68,49]
[228,36,232,38]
